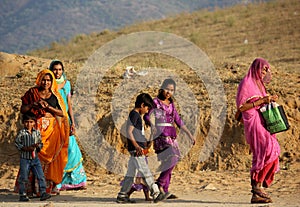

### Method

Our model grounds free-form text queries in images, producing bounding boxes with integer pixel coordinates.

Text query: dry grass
[29,0,300,73]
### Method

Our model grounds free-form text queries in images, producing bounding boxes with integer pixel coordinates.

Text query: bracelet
[252,102,255,108]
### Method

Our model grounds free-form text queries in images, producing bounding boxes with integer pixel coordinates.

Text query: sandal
[251,187,271,199]
[251,195,272,203]
[51,186,60,195]
[167,194,178,199]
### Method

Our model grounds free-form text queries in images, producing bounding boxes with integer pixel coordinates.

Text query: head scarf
[236,58,271,108]
[35,69,58,91]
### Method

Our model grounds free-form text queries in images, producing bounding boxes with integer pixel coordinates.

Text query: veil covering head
[236,58,271,108]
[36,69,58,92]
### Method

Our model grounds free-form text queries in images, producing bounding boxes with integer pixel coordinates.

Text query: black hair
[22,112,37,122]
[49,60,64,72]
[44,73,53,82]
[135,93,153,109]
[157,78,176,102]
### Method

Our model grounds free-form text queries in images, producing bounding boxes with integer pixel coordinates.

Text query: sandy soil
[0,160,299,207]
[0,164,300,206]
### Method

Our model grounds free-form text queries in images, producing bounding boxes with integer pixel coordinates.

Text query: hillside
[0,0,299,176]
[0,0,254,54]
[29,0,299,69]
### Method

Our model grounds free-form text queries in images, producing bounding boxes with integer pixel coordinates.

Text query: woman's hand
[270,94,278,102]
[38,99,49,108]
[181,125,195,145]
[32,101,39,108]
[21,100,40,113]
[262,94,278,104]
[70,124,76,135]
[190,135,196,145]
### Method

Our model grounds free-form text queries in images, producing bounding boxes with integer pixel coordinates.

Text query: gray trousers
[119,154,159,197]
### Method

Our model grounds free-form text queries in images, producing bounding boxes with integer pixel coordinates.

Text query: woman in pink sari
[236,58,280,203]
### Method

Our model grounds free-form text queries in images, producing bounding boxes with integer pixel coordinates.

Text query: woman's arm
[239,95,278,112]
[36,99,63,117]
[67,94,76,133]
[181,125,196,145]
[172,104,195,144]
[20,102,39,114]
[46,105,64,117]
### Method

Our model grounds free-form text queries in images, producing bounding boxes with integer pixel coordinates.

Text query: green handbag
[260,103,290,134]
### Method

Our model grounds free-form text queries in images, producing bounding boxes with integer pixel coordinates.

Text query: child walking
[126,176,151,201]
[15,112,51,202]
[120,156,152,201]
[116,93,167,203]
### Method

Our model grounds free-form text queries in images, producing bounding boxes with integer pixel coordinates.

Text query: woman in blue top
[49,60,87,191]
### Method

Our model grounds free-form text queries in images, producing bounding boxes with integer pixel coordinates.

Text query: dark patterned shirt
[15,128,43,159]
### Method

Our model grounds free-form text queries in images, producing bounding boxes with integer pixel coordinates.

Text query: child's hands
[22,145,35,151]
[134,145,143,156]
[33,143,40,148]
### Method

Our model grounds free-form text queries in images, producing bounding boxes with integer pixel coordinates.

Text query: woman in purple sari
[144,78,195,199]
[236,58,280,203]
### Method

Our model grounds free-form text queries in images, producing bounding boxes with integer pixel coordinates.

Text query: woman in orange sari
[17,69,69,195]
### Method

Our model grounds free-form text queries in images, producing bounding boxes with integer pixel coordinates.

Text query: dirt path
[1,162,299,207]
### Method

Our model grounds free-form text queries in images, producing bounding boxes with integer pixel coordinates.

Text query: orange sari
[37,116,68,185]
[19,69,69,193]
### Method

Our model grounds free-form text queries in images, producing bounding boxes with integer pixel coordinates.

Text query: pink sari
[236,58,280,186]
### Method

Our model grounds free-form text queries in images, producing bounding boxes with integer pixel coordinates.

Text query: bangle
[252,102,255,108]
